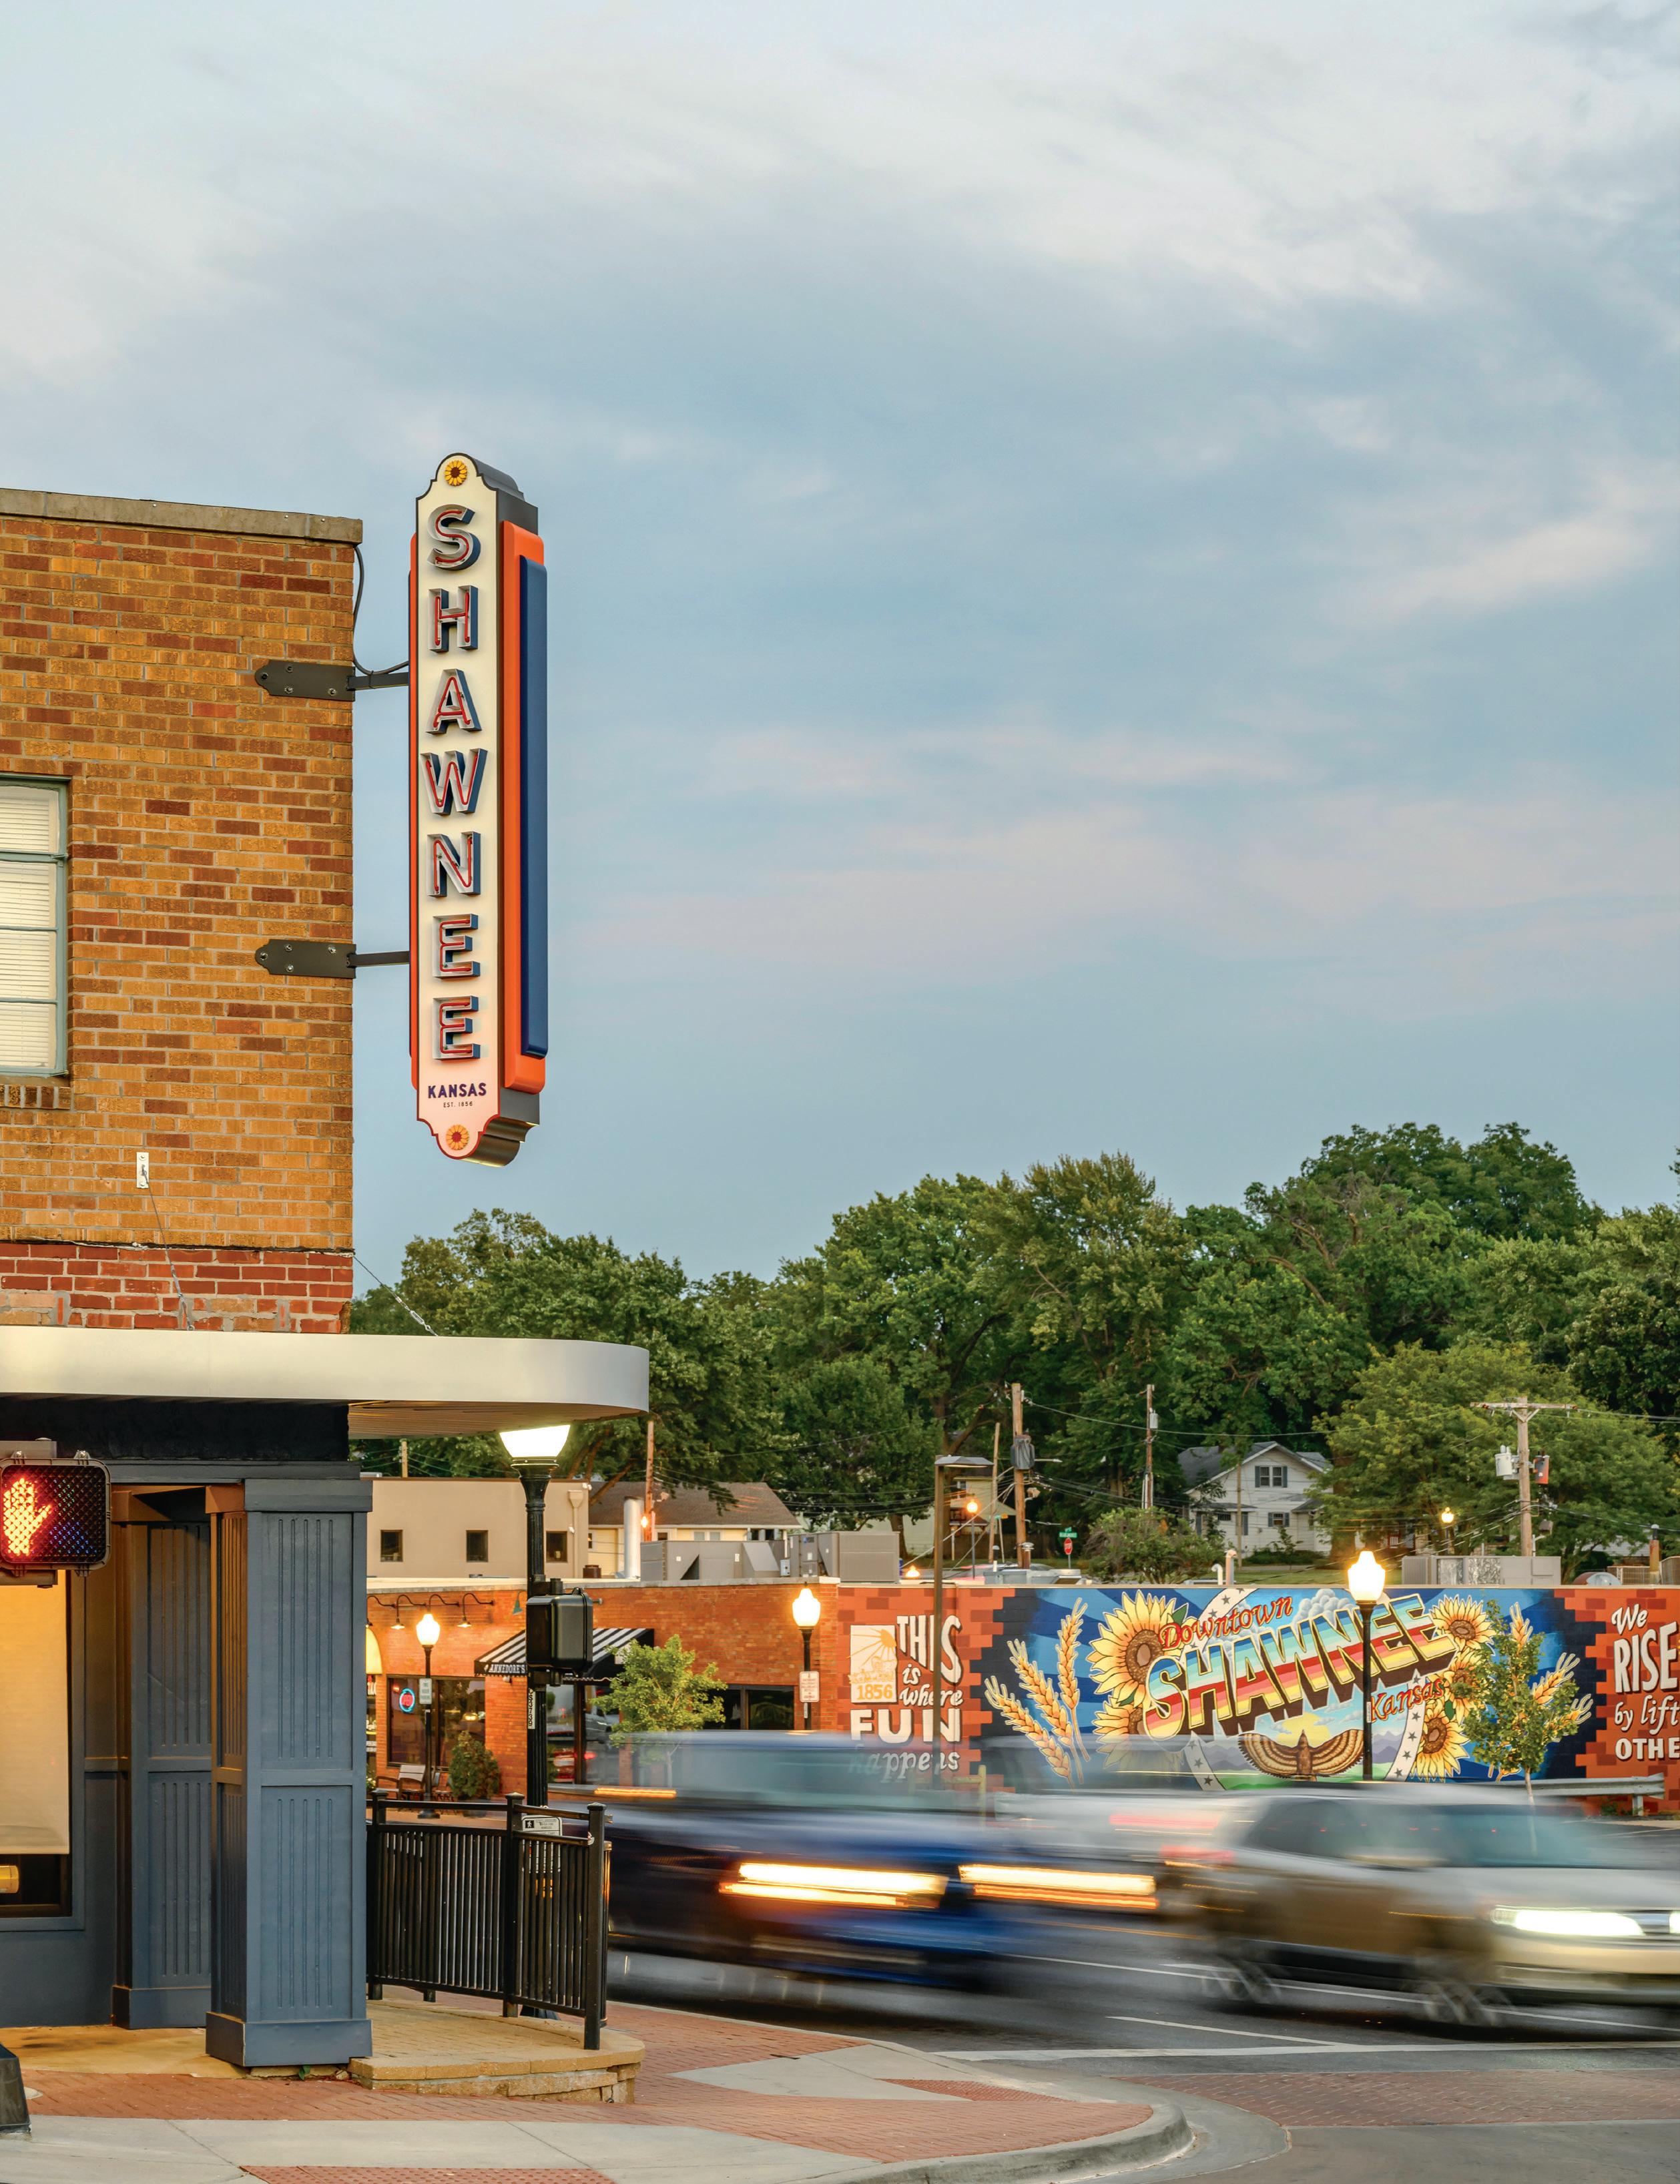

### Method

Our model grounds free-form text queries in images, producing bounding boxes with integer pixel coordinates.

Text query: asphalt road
[613,1918,1680,2180]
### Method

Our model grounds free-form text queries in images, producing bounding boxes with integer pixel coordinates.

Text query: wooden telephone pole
[1142,1385,1155,1512]
[1011,1382,1031,1567]
[1478,1398,1571,1558]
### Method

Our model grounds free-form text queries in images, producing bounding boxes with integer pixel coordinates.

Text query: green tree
[604,1635,727,1744]
[980,1153,1189,1498]
[1302,1121,1596,1241]
[445,1734,501,1800]
[773,1354,937,1542]
[1314,1339,1677,1575]
[1078,1507,1215,1584]
[776,1173,1023,1458]
[1565,1204,1680,1440]
[1459,1237,1596,1368]
[350,1211,782,1493]
[1456,1605,1590,1800]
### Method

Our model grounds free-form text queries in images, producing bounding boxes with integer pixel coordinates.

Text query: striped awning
[475,1625,653,1679]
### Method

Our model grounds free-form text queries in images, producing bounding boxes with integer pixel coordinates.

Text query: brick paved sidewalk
[1,1999,1173,2184]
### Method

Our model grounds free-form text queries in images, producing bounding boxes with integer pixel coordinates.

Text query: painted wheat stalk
[1057,1605,1087,1749]
[983,1678,1071,1777]
[1010,1639,1079,1745]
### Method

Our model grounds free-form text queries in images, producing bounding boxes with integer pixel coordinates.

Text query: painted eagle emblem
[1239,1715,1364,1781]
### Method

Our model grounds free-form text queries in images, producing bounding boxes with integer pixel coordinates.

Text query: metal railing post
[500,1794,525,2017]
[583,1800,607,2050]
[366,1792,386,1999]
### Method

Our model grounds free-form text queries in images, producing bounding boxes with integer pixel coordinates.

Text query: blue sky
[7,1,1676,1278]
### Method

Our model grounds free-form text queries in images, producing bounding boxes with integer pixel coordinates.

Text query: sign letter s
[428,504,481,570]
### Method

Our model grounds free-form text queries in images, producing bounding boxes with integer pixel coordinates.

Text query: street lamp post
[416,1611,442,1814]
[791,1585,822,1731]
[930,1454,991,1773]
[501,1425,572,1808]
[1439,1507,1457,1562]
[1346,1551,1386,1782]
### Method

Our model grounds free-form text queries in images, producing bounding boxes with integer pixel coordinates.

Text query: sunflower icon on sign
[442,457,471,487]
[443,1123,471,1154]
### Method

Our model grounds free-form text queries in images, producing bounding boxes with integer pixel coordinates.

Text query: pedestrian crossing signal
[0,1458,111,1573]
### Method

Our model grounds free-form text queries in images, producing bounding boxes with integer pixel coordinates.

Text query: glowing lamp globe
[790,1586,822,1631]
[500,1425,571,1468]
[416,1611,442,1649]
[1346,1551,1386,1606]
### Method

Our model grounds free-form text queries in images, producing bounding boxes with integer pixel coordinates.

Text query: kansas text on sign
[410,453,549,1165]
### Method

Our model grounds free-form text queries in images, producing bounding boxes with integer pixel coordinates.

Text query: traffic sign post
[0,1455,110,1575]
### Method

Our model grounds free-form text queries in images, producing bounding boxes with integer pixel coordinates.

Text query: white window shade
[0,1577,70,1854]
[0,779,66,1073]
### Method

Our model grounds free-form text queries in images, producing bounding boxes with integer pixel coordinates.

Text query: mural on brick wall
[832,1584,1680,1803]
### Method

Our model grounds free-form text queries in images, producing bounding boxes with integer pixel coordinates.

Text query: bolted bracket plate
[255,939,356,979]
[254,662,408,700]
[254,940,409,979]
[255,660,354,700]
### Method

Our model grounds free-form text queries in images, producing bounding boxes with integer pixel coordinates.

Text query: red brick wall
[0,1238,352,1333]
[0,492,358,1328]
[368,1583,816,1792]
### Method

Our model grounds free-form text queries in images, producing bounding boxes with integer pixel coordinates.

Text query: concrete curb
[807,2099,1194,2183]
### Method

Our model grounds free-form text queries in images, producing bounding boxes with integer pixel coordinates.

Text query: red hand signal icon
[2,1475,55,1561]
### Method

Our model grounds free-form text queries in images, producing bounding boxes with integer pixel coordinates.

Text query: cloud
[1348,463,1680,621]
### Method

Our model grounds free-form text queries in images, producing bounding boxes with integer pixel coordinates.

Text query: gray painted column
[114,1514,212,2028]
[206,1472,372,2068]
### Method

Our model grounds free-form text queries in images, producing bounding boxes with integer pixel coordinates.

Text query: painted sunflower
[1431,1595,1495,1653]
[1089,1591,1179,1706]
[1411,1703,1468,1781]
[1095,1694,1147,1740]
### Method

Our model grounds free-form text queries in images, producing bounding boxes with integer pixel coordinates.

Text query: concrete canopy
[0,1327,647,1437]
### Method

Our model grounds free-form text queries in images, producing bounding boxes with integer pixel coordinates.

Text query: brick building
[0,480,645,2059]
[0,485,356,1332]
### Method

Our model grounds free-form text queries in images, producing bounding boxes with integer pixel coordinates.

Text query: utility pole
[1011,1382,1031,1567]
[990,1418,1001,1568]
[643,1416,655,1557]
[1142,1386,1156,1513]
[1478,1398,1572,1558]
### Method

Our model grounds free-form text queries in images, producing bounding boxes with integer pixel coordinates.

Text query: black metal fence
[366,1795,608,2044]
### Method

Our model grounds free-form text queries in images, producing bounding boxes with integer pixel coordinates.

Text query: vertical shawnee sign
[410,454,548,1164]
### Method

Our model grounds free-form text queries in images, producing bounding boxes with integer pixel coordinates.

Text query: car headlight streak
[1489,1906,1645,1939]
[958,1864,1156,1910]
[720,1862,948,1909]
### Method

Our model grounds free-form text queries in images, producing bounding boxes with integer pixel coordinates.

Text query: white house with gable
[1179,1441,1332,1555]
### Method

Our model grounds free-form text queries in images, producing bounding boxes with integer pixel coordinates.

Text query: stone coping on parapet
[0,485,362,544]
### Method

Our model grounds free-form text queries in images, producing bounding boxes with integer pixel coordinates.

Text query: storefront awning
[0,1326,647,1438]
[476,1625,653,1679]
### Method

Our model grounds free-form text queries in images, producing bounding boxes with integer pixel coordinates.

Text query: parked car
[1187,1787,1680,2025]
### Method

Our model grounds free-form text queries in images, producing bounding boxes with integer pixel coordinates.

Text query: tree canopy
[352,1121,1677,1561]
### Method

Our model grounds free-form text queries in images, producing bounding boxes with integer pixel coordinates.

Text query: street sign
[798,1670,819,1704]
[410,453,548,1167]
[1060,1527,1077,1559]
[417,1677,434,1707]
[0,1457,109,1574]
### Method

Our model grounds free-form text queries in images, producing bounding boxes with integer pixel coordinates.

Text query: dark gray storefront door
[115,1509,214,2027]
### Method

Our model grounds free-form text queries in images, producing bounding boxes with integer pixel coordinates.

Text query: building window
[1253,1463,1288,1488]
[1239,1511,1250,1534]
[545,1530,569,1563]
[465,1529,489,1563]
[0,779,67,1075]
[379,1530,404,1563]
[1268,1513,1291,1531]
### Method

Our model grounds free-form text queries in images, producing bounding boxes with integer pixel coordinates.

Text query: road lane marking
[1105,2011,1383,2048]
[935,2044,1447,2061]
[935,2039,1680,2061]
